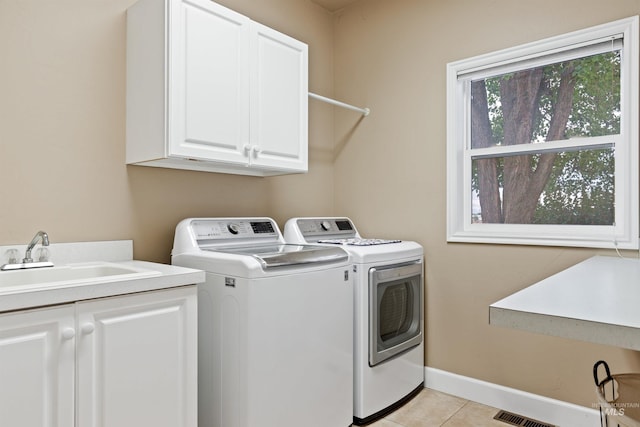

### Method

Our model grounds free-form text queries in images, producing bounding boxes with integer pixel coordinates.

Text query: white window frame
[446,16,639,250]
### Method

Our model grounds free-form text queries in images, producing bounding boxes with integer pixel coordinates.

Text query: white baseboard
[424,367,600,427]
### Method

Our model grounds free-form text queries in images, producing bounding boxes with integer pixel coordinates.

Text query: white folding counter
[490,255,640,350]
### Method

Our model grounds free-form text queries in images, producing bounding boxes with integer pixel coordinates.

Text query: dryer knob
[321,221,331,231]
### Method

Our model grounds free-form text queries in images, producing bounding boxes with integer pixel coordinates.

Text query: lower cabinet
[0,286,197,427]
[0,304,75,426]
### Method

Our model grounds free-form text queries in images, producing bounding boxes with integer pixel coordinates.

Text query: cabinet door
[0,305,75,427]
[250,22,308,172]
[76,286,197,427]
[168,0,250,165]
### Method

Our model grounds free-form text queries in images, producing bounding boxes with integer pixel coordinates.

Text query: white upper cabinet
[168,0,250,166]
[126,0,308,176]
[250,22,308,171]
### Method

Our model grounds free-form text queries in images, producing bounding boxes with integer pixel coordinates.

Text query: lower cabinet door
[76,286,197,427]
[0,305,75,427]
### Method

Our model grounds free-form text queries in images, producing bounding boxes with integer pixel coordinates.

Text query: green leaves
[471,51,619,225]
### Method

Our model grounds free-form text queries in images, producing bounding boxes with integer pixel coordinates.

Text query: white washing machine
[171,218,353,427]
[284,217,424,425]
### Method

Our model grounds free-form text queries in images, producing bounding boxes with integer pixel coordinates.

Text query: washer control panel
[192,218,279,242]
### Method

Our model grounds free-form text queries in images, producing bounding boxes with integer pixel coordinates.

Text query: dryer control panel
[284,217,402,246]
[293,218,357,240]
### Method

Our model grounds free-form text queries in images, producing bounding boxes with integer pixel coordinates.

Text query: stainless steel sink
[0,262,160,289]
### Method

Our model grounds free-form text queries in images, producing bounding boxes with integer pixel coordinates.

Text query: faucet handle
[4,249,19,264]
[36,247,50,262]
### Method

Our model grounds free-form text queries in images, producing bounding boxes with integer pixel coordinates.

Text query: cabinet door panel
[0,306,75,427]
[251,22,308,172]
[170,0,250,163]
[76,287,197,427]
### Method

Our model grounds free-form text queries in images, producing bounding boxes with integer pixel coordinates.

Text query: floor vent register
[493,410,557,427]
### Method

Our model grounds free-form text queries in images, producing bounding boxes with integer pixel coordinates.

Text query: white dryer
[284,217,424,425]
[172,218,353,427]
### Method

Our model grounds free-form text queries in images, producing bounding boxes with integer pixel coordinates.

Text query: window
[446,16,639,249]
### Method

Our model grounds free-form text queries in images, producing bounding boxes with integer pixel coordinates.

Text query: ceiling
[311,0,360,12]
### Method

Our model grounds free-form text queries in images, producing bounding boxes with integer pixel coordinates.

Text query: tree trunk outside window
[473,62,576,224]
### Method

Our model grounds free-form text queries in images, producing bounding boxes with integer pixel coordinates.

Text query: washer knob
[227,223,240,235]
[321,221,331,231]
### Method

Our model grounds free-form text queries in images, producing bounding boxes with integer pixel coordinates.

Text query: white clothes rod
[308,92,370,116]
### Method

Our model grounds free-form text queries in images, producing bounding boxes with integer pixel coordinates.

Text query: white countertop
[490,255,640,350]
[0,240,204,312]
[0,261,204,313]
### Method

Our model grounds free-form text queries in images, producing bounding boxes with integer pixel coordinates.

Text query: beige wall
[3,0,640,412]
[0,0,335,262]
[332,0,640,408]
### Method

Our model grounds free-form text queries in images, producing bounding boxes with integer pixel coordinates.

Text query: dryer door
[369,261,423,366]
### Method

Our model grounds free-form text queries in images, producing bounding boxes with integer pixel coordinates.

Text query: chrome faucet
[0,231,54,271]
[23,231,50,263]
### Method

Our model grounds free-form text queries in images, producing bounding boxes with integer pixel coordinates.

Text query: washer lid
[205,244,348,270]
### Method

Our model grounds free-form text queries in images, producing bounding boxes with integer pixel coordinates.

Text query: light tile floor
[368,388,508,427]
